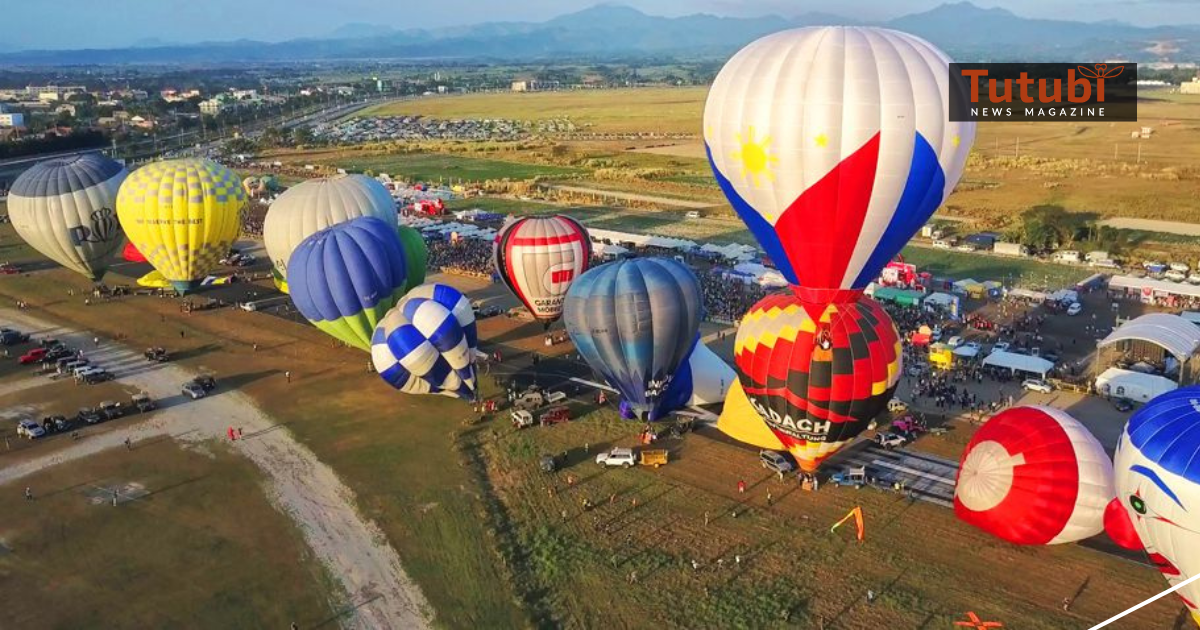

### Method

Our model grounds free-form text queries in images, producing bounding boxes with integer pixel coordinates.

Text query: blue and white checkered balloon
[371,283,478,400]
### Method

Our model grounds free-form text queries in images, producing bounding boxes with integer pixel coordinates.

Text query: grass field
[899,246,1091,288]
[306,151,578,182]
[359,88,708,135]
[0,440,332,629]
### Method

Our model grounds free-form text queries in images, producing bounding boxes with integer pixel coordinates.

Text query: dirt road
[543,183,716,209]
[0,309,431,630]
[1099,217,1200,236]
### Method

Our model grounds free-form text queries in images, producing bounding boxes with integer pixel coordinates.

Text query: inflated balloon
[122,241,147,263]
[705,27,974,316]
[956,406,1113,545]
[564,258,701,421]
[717,381,787,451]
[116,158,244,293]
[1113,387,1200,625]
[371,283,478,400]
[1103,498,1143,551]
[264,174,397,280]
[735,292,900,471]
[396,224,428,291]
[287,216,409,352]
[7,153,127,280]
[494,215,591,328]
[661,337,737,411]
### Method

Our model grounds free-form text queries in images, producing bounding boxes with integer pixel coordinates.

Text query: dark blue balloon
[564,257,703,421]
[287,216,409,350]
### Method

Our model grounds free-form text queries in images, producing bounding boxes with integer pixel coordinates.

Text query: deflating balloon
[136,270,171,289]
[287,216,409,352]
[716,381,786,451]
[264,174,397,279]
[661,336,737,411]
[564,258,701,421]
[7,153,127,280]
[704,27,974,312]
[116,158,244,293]
[396,224,428,291]
[1113,387,1200,626]
[494,214,591,328]
[371,283,478,400]
[956,406,1114,545]
[735,293,900,471]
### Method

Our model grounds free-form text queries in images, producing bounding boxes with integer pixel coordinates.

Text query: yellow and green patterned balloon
[117,158,244,293]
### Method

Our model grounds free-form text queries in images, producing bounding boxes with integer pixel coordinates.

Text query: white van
[546,391,568,405]
[685,211,701,219]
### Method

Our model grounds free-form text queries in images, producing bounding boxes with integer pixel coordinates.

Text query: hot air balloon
[287,216,409,352]
[494,214,591,329]
[734,292,900,471]
[1113,387,1200,626]
[116,158,244,293]
[956,406,1114,545]
[371,283,478,400]
[396,224,428,291]
[7,153,127,280]
[563,258,701,421]
[122,241,147,263]
[717,381,787,451]
[704,27,974,318]
[263,174,397,282]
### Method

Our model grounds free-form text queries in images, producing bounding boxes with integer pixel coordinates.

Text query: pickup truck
[595,447,637,469]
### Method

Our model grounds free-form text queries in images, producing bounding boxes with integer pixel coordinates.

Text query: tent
[1095,367,1177,403]
[873,287,923,307]
[953,345,980,359]
[1008,288,1048,302]
[982,350,1054,377]
[923,292,961,318]
[1099,313,1200,363]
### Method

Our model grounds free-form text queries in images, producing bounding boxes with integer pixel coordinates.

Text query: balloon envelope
[1113,387,1200,625]
[371,283,478,400]
[8,153,127,280]
[716,380,787,451]
[956,405,1114,545]
[704,27,974,297]
[734,292,900,471]
[396,224,428,291]
[287,216,409,352]
[661,336,737,410]
[264,174,397,279]
[564,258,702,421]
[116,158,244,293]
[494,214,591,327]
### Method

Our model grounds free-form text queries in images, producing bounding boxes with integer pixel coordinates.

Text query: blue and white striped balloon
[371,283,478,400]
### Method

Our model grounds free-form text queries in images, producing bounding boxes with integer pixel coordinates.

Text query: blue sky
[0,0,1190,50]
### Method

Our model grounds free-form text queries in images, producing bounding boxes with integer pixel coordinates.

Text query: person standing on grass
[124,437,132,450]
[285,371,292,383]
[24,487,32,501]
[737,479,746,494]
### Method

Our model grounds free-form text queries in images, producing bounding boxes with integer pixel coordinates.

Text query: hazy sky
[0,0,1193,50]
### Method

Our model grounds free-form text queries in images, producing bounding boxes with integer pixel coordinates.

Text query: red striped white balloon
[493,215,591,327]
[955,406,1114,545]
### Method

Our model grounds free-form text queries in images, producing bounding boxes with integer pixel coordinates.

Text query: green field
[899,246,1091,288]
[321,153,578,182]
[0,441,331,629]
[359,87,707,135]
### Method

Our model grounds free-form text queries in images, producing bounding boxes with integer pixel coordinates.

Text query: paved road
[827,442,959,507]
[0,309,432,630]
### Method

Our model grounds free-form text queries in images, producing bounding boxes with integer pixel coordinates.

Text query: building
[0,112,25,128]
[55,103,76,117]
[199,98,230,115]
[1095,313,1200,400]
[1182,78,1200,95]
[511,80,560,92]
[375,78,392,93]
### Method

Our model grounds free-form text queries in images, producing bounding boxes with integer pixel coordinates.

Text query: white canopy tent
[1110,275,1200,299]
[1099,313,1200,363]
[982,351,1055,377]
[1095,367,1177,403]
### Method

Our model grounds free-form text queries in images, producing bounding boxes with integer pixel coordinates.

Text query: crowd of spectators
[427,238,493,278]
[697,268,769,323]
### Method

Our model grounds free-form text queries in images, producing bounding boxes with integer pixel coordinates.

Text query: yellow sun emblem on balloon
[730,126,778,187]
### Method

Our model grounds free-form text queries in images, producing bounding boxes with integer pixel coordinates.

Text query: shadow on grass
[311,593,383,629]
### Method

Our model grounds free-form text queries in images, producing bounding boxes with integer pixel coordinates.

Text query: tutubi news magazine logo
[949,63,1137,122]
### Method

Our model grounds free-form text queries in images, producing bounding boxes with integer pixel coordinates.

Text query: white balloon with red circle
[955,405,1115,545]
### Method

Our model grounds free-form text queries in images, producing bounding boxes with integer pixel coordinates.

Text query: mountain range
[2,2,1197,65]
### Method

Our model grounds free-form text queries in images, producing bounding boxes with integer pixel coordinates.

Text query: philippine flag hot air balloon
[371,283,478,400]
[287,216,409,352]
[735,292,900,471]
[264,174,398,283]
[7,153,127,280]
[956,406,1114,545]
[494,215,591,329]
[116,158,244,293]
[1114,387,1200,626]
[704,27,974,318]
[564,258,701,421]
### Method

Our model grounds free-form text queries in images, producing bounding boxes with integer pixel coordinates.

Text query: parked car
[545,391,568,405]
[1022,378,1053,394]
[992,341,1011,353]
[194,375,217,391]
[131,393,156,413]
[182,381,207,400]
[144,347,169,362]
[512,390,545,411]
[829,466,867,488]
[1113,397,1134,412]
[82,369,114,384]
[759,449,795,475]
[596,447,637,468]
[511,410,534,429]
[42,415,69,433]
[887,398,908,413]
[17,418,45,439]
[1,329,30,345]
[945,336,963,348]
[876,433,909,449]
[76,407,103,425]
[18,347,47,364]
[98,401,124,420]
[0,263,21,275]
[539,406,570,426]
